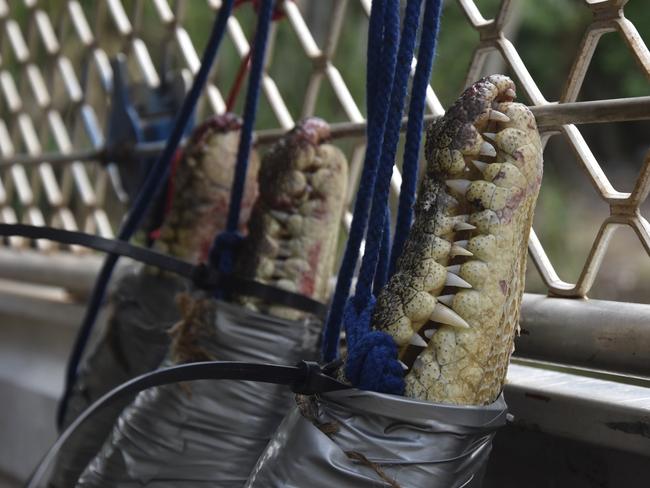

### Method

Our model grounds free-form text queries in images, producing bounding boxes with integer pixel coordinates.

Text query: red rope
[226,50,252,112]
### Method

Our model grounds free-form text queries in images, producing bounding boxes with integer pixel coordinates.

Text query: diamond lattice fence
[0,0,648,301]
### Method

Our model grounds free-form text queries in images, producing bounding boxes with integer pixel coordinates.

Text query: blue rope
[372,207,392,296]
[342,0,423,395]
[209,0,275,276]
[57,0,236,428]
[321,0,399,362]
[353,0,423,311]
[390,0,443,274]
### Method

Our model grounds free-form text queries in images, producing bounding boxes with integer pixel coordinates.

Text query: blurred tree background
[4,0,649,302]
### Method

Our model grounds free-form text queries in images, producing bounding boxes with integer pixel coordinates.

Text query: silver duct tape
[76,300,321,488]
[50,265,189,488]
[246,389,508,488]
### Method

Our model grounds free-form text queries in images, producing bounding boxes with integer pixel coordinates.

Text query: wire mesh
[0,0,647,302]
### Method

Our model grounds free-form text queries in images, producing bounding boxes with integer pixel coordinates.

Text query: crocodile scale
[372,75,543,405]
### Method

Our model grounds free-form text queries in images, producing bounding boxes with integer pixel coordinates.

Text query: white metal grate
[0,0,648,303]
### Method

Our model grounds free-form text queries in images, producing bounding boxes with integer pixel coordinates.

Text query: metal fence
[0,0,648,302]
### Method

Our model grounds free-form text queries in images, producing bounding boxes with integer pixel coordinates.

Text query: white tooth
[454,222,476,231]
[472,160,489,172]
[413,357,424,370]
[483,132,497,141]
[437,294,455,306]
[398,360,409,371]
[480,141,497,157]
[450,241,473,257]
[489,110,510,123]
[446,264,461,274]
[430,303,471,329]
[408,334,428,348]
[505,88,516,99]
[446,179,471,195]
[445,272,472,288]
[424,329,435,339]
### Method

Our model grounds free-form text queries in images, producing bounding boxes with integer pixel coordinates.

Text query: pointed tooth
[454,222,476,231]
[480,141,497,157]
[430,303,471,329]
[483,132,497,141]
[505,88,516,99]
[450,240,473,257]
[437,294,455,306]
[423,329,435,339]
[455,239,469,248]
[446,179,471,195]
[398,360,409,371]
[489,110,510,123]
[445,272,472,288]
[446,264,461,274]
[408,334,427,348]
[471,160,489,172]
[413,357,424,370]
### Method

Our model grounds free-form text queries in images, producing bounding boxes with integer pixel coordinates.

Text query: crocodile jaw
[156,113,260,263]
[236,117,348,320]
[372,75,543,405]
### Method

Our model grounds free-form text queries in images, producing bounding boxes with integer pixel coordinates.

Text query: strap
[0,224,327,318]
[59,0,237,427]
[26,360,348,488]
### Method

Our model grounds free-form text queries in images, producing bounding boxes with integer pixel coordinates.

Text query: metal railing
[0,1,648,339]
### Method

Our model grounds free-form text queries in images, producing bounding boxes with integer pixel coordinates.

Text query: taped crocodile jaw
[156,113,260,263]
[236,117,348,320]
[372,75,543,405]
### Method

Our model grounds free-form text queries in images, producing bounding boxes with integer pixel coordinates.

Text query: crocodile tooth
[437,294,455,306]
[483,132,497,141]
[398,360,409,370]
[430,303,471,329]
[446,179,471,195]
[423,329,435,339]
[471,160,489,172]
[489,110,510,122]
[413,357,424,370]
[454,222,476,231]
[409,334,428,347]
[480,141,497,157]
[450,241,473,257]
[445,272,472,288]
[446,264,462,274]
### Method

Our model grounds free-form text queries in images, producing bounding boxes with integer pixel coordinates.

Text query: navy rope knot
[343,296,405,395]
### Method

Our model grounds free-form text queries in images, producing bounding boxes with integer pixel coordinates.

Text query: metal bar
[505,360,650,456]
[2,94,649,167]
[515,293,650,378]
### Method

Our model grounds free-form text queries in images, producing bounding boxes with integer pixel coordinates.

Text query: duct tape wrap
[51,265,188,488]
[246,389,508,488]
[76,300,321,487]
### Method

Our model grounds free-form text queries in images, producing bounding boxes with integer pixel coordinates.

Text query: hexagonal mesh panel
[0,0,648,302]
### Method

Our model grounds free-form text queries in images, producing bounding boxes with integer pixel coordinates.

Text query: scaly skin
[155,113,260,263]
[372,75,543,405]
[235,117,348,320]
